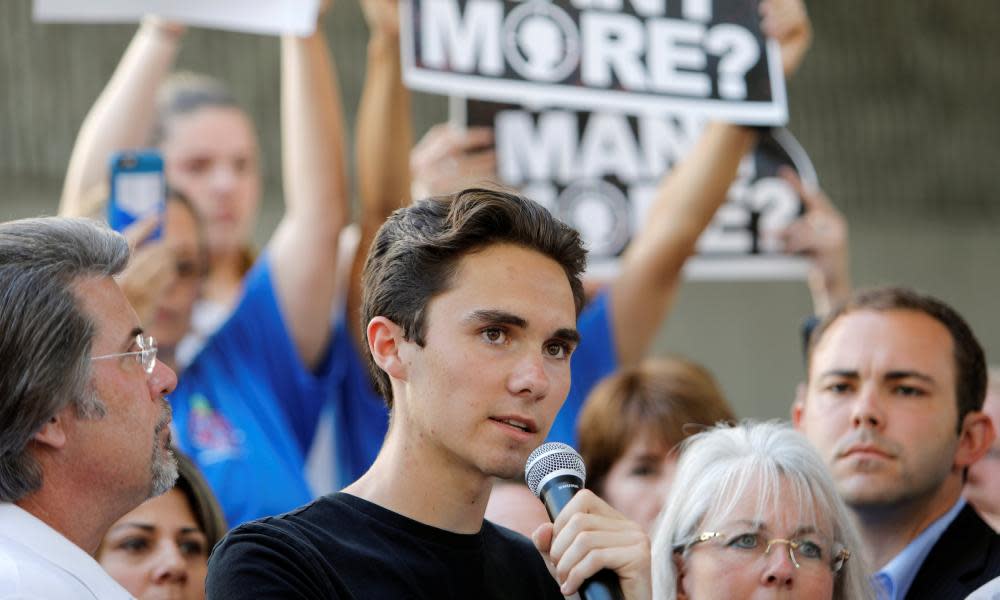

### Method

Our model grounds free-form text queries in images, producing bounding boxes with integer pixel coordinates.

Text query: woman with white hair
[651,421,873,600]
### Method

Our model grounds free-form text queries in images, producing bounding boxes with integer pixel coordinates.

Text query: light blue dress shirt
[873,497,966,600]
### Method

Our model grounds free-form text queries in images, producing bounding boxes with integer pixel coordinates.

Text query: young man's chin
[481,451,534,482]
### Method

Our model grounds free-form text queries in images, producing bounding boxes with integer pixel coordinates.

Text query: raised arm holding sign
[58,4,352,526]
[588,0,812,366]
[526,0,813,445]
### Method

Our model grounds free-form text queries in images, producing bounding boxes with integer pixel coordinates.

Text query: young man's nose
[507,353,550,401]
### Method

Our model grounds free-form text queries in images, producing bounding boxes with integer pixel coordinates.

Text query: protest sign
[34,0,320,37]
[462,98,815,279]
[404,0,787,125]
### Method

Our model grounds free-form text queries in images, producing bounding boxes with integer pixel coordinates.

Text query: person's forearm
[610,122,756,365]
[270,25,348,367]
[357,33,412,230]
[808,256,852,316]
[642,123,756,261]
[349,31,413,345]
[60,20,182,216]
[280,29,347,228]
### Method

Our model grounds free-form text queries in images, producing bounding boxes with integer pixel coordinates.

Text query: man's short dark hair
[360,188,587,407]
[807,286,987,429]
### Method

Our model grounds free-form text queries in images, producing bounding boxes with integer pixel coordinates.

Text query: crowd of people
[1,0,999,598]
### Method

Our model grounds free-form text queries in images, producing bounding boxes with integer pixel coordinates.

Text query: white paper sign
[34,0,321,37]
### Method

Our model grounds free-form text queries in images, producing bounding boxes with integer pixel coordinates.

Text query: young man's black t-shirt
[206,492,564,599]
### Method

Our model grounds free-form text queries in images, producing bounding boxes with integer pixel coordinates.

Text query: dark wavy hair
[360,187,587,407]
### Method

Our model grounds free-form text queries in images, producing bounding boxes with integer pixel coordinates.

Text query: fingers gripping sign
[776,166,851,313]
[532,490,652,600]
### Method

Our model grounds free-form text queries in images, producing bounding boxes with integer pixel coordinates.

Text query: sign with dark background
[405,0,788,124]
[463,99,816,279]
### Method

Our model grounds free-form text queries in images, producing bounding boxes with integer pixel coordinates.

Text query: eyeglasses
[91,334,158,374]
[675,530,850,574]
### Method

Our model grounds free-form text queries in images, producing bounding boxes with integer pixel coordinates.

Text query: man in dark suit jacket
[792,286,1000,599]
[906,502,1000,599]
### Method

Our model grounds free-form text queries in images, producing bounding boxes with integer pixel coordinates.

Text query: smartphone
[108,150,166,240]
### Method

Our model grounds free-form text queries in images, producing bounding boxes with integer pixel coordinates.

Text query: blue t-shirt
[327,290,618,487]
[170,255,342,527]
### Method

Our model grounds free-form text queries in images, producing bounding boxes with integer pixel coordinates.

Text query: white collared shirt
[0,503,133,599]
[968,576,1000,600]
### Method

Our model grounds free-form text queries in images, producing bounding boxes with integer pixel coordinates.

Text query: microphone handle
[541,479,625,600]
[579,570,624,600]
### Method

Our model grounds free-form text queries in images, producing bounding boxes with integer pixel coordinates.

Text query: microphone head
[524,442,586,497]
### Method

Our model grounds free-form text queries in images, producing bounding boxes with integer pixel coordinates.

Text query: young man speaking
[207,189,650,599]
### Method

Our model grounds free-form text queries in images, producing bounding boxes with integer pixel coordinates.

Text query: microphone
[525,443,623,600]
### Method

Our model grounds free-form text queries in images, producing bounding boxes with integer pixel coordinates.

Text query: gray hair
[0,217,130,502]
[651,421,873,600]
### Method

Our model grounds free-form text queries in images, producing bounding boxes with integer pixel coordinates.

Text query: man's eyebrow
[462,310,527,329]
[461,310,579,344]
[552,327,581,346]
[884,370,936,384]
[818,369,859,379]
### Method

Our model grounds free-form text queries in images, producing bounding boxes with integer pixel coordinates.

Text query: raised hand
[777,167,852,315]
[361,0,399,37]
[759,0,812,79]
[410,124,497,199]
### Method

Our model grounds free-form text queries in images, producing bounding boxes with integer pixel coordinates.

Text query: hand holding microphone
[525,443,652,600]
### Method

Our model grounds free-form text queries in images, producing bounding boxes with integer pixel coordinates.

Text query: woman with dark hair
[99,451,226,600]
[577,357,735,532]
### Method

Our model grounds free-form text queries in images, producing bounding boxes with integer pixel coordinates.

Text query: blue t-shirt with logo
[327,290,619,487]
[170,255,342,527]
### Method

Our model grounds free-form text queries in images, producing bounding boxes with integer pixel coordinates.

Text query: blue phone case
[108,150,166,240]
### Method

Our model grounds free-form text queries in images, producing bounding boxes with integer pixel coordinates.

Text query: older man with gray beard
[0,217,178,599]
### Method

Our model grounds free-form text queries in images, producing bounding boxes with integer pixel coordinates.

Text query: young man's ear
[32,407,71,450]
[954,410,996,469]
[367,316,409,382]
